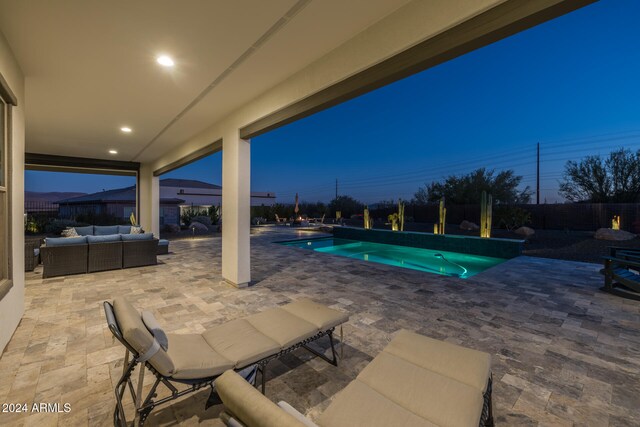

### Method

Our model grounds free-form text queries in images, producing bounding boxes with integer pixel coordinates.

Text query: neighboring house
[57,185,184,226]
[161,179,276,218]
[57,178,276,225]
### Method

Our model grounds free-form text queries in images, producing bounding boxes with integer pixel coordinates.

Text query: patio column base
[222,279,249,288]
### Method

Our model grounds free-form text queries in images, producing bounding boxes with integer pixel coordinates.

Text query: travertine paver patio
[1,226,639,426]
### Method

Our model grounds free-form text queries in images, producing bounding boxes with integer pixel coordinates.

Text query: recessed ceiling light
[120,127,132,133]
[109,149,118,155]
[156,55,174,67]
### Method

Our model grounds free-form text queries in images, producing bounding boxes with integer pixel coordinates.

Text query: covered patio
[0,228,638,426]
[3,0,637,426]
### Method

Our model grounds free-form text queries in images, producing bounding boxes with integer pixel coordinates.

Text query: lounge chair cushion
[167,334,234,380]
[142,311,169,351]
[317,379,437,427]
[215,370,308,427]
[384,330,491,393]
[246,308,318,348]
[112,297,175,377]
[203,319,280,368]
[281,299,349,331]
[354,351,483,426]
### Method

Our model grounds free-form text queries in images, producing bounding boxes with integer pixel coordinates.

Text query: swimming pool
[277,237,506,278]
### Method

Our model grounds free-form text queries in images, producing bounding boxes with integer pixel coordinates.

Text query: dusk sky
[26,0,640,204]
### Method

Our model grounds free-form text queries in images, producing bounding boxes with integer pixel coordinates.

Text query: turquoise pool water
[277,237,506,278]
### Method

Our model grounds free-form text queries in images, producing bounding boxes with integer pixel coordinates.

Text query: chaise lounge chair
[214,329,494,427]
[104,297,348,426]
[601,246,640,300]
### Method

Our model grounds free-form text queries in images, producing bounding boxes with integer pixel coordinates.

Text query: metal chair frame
[104,302,339,426]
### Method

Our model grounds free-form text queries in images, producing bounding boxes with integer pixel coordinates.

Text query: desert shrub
[207,206,219,225]
[180,208,202,226]
[75,212,125,226]
[45,219,85,235]
[494,206,531,231]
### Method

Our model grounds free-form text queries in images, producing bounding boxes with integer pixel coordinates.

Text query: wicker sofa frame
[123,239,159,268]
[41,243,88,278]
[104,301,340,427]
[42,238,159,278]
[88,241,123,273]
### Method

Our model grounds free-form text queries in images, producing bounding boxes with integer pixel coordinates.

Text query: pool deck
[1,226,639,426]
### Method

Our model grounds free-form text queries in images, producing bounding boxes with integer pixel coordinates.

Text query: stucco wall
[0,31,25,354]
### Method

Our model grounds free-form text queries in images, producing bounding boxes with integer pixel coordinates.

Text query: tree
[559,148,640,202]
[413,168,532,205]
[328,195,365,218]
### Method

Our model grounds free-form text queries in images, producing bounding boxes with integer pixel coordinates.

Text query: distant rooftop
[161,178,221,190]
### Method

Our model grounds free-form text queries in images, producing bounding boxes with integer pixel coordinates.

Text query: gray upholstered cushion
[158,239,169,246]
[384,330,491,393]
[281,299,349,331]
[202,319,280,368]
[166,334,234,380]
[94,225,119,235]
[215,370,308,427]
[112,297,175,376]
[121,232,154,241]
[142,310,168,351]
[118,225,132,234]
[45,236,88,246]
[246,308,317,348]
[87,234,121,243]
[74,225,94,236]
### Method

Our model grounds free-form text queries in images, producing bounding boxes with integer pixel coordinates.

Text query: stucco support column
[139,164,160,237]
[222,129,251,287]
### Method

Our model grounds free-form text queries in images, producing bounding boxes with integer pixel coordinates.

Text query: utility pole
[536,142,540,205]
[335,179,338,200]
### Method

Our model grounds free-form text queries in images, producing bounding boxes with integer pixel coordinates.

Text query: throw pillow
[130,226,142,234]
[61,227,79,238]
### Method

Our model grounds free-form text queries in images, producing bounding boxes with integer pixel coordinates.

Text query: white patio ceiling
[0,0,409,162]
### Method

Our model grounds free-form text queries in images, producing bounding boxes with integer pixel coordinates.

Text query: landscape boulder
[460,220,479,231]
[594,228,636,241]
[189,221,209,232]
[163,223,181,233]
[514,226,535,238]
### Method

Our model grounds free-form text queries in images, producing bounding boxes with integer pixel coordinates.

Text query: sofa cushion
[94,225,119,235]
[121,232,154,241]
[158,239,169,246]
[118,225,132,234]
[87,234,121,244]
[74,225,94,236]
[45,236,88,247]
[384,330,491,393]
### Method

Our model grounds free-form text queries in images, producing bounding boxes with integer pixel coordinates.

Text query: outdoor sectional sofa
[41,225,159,278]
[215,330,493,427]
